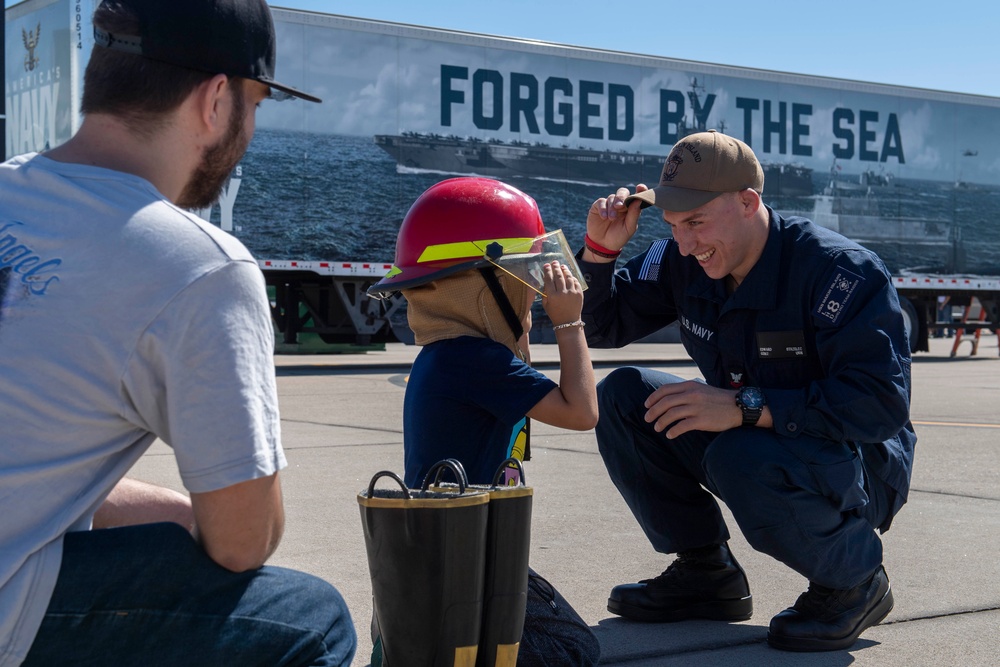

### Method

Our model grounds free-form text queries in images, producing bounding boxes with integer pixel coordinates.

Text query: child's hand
[541,261,584,326]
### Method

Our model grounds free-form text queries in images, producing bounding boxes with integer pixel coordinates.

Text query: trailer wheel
[899,296,919,353]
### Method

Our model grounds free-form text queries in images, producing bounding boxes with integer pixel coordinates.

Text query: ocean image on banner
[7,8,1000,277]
[224,128,1000,277]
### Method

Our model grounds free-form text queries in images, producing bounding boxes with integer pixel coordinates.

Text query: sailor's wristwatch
[735,386,766,427]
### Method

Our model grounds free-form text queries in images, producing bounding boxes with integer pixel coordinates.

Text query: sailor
[579,130,916,651]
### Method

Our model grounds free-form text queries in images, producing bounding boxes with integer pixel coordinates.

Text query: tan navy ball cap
[625,130,764,213]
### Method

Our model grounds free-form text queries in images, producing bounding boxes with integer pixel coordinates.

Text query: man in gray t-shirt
[0,1,355,666]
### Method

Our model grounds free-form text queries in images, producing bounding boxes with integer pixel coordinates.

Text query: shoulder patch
[815,267,865,325]
[639,239,669,282]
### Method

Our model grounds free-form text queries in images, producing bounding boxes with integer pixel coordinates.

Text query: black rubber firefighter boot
[358,463,490,667]
[476,459,533,667]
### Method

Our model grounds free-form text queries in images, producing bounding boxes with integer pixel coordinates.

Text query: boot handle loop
[492,457,526,486]
[421,458,469,493]
[367,470,411,500]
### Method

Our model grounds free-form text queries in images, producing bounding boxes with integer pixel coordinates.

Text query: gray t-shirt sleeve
[121,259,286,493]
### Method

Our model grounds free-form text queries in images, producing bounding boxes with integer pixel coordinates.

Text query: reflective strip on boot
[494,643,519,666]
[454,646,478,667]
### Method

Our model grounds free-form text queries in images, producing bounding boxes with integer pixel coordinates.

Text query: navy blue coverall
[581,208,916,589]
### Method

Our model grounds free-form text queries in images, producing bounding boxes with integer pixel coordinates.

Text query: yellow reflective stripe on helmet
[417,237,534,263]
[382,265,403,278]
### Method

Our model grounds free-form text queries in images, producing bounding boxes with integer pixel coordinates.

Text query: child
[368,177,601,666]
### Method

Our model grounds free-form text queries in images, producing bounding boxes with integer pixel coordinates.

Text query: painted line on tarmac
[913,420,1000,429]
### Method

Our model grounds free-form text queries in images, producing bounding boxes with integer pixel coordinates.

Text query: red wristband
[584,234,622,258]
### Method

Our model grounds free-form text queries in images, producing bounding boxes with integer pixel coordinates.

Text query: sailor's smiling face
[661,189,765,285]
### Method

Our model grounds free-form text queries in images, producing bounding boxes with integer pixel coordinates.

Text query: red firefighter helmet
[368,177,547,297]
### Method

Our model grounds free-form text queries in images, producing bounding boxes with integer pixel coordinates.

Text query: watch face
[740,387,765,409]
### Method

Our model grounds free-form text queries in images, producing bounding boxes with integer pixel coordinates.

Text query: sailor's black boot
[767,565,894,652]
[607,543,752,622]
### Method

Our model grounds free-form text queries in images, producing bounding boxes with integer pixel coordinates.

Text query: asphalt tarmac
[132,335,1000,666]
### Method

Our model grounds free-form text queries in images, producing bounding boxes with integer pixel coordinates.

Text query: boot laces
[640,551,716,586]
[796,582,851,616]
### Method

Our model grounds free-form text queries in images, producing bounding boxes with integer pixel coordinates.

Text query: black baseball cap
[92,0,321,103]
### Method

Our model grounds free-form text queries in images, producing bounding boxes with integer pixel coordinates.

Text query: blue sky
[274,0,997,99]
[6,0,997,98]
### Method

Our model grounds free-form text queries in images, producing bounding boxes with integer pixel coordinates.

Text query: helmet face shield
[486,230,587,299]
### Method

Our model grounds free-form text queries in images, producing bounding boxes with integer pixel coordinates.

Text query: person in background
[579,130,915,652]
[935,295,953,337]
[0,1,355,665]
[368,176,601,666]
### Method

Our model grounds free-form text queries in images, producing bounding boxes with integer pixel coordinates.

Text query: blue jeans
[22,522,356,667]
[596,367,894,590]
